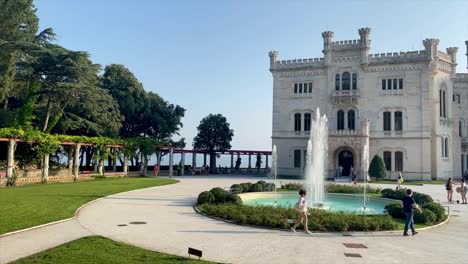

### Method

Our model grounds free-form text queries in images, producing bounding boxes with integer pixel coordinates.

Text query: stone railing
[332,39,361,50]
[332,90,359,97]
[329,129,362,136]
[368,50,427,64]
[274,58,324,70]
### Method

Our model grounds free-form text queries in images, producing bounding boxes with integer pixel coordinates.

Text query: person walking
[446,178,456,203]
[291,189,312,235]
[338,165,343,177]
[397,172,404,190]
[402,189,422,236]
[460,179,467,204]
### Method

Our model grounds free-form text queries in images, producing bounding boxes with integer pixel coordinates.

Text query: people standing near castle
[460,179,467,204]
[445,178,456,203]
[338,165,343,177]
[402,189,422,236]
[291,189,312,235]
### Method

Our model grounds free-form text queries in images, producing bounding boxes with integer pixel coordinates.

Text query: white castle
[269,27,468,180]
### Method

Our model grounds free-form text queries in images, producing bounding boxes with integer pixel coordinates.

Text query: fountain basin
[239,192,394,215]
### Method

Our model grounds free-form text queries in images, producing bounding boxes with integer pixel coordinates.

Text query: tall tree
[369,155,386,180]
[193,114,234,173]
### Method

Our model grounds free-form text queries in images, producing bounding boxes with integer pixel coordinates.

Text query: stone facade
[269,28,468,180]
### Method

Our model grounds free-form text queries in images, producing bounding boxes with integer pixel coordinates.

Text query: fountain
[271,145,277,181]
[304,108,328,207]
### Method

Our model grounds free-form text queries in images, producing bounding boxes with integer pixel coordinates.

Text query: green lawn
[12,236,215,264]
[372,180,446,185]
[0,177,178,234]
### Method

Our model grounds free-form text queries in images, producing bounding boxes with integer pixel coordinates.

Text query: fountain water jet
[271,145,277,181]
[304,108,328,207]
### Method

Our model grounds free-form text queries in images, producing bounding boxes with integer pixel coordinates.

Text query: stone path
[1,176,467,264]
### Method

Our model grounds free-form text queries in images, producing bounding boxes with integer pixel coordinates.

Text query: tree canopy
[369,155,387,180]
[193,114,234,173]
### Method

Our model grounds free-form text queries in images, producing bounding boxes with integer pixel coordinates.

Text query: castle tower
[423,38,440,60]
[322,31,334,66]
[446,47,458,73]
[358,27,371,65]
[268,51,278,71]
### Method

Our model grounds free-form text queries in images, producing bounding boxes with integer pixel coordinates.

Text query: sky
[35,0,468,152]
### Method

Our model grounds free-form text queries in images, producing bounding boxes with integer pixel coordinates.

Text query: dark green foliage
[249,183,263,192]
[422,202,446,222]
[197,191,215,205]
[193,114,234,173]
[225,194,242,205]
[281,182,303,190]
[230,184,243,194]
[384,202,405,219]
[257,180,267,187]
[234,157,241,170]
[381,188,406,200]
[240,182,252,193]
[264,183,277,192]
[255,153,262,169]
[414,208,436,225]
[209,187,229,204]
[197,204,399,232]
[369,155,387,179]
[326,184,381,194]
[412,192,433,205]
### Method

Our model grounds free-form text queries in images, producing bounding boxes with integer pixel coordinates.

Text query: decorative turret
[268,51,278,70]
[358,27,371,65]
[322,31,334,66]
[465,40,468,70]
[446,47,458,72]
[423,38,439,60]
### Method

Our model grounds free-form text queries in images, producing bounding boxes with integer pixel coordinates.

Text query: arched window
[337,110,345,130]
[444,137,449,158]
[342,72,350,90]
[459,121,462,137]
[395,151,403,171]
[335,74,340,90]
[383,111,391,131]
[294,149,301,168]
[441,137,445,158]
[442,90,446,117]
[439,89,443,117]
[347,110,355,130]
[352,73,357,90]
[304,113,311,131]
[383,151,392,171]
[294,113,301,131]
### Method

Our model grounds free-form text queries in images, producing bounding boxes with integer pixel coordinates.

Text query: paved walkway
[1,176,467,264]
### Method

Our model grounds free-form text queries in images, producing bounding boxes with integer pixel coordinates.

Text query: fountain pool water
[241,193,393,215]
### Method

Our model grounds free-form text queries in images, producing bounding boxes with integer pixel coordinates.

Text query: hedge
[197,203,399,232]
[384,201,446,225]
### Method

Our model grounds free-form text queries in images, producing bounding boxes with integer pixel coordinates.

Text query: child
[291,189,312,234]
[397,172,404,190]
[460,179,467,204]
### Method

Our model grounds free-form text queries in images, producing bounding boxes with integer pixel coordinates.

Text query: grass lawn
[395,219,431,230]
[12,236,215,264]
[372,180,446,185]
[0,177,178,234]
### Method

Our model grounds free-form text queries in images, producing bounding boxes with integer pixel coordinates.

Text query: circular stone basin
[240,192,394,215]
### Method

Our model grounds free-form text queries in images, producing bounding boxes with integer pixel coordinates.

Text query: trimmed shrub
[230,184,243,194]
[210,187,230,204]
[197,191,215,205]
[326,184,381,194]
[324,215,349,232]
[412,192,433,205]
[240,182,252,193]
[422,202,446,222]
[414,208,436,225]
[369,155,386,180]
[257,180,267,187]
[264,183,277,192]
[249,183,263,192]
[281,182,303,190]
[225,194,243,205]
[381,188,406,200]
[384,202,405,219]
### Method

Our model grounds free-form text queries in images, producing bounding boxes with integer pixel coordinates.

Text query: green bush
[210,187,230,204]
[414,208,436,225]
[384,203,405,219]
[412,192,433,205]
[326,184,381,194]
[225,194,242,205]
[369,155,387,180]
[281,182,303,190]
[230,184,243,194]
[264,183,276,192]
[240,182,252,192]
[197,204,399,232]
[422,202,446,222]
[197,191,215,205]
[257,180,267,187]
[249,183,263,192]
[381,188,406,200]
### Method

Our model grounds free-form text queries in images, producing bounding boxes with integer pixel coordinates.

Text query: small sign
[188,247,203,259]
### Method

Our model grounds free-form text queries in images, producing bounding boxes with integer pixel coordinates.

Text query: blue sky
[35,0,468,151]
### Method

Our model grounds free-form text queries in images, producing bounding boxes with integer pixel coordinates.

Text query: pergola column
[203,153,207,167]
[248,153,252,169]
[93,148,98,173]
[192,152,196,169]
[230,153,234,169]
[67,146,73,175]
[98,150,104,176]
[73,144,81,181]
[123,154,129,176]
[180,152,185,175]
[169,147,174,177]
[265,154,269,168]
[6,139,16,183]
[42,154,49,182]
[112,148,117,172]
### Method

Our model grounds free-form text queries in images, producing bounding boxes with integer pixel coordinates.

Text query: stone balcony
[272,129,363,139]
[332,90,359,105]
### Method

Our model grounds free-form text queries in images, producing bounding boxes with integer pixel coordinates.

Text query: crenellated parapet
[332,39,361,50]
[368,50,427,64]
[272,58,324,70]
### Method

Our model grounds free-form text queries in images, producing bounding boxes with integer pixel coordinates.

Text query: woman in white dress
[291,189,312,234]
